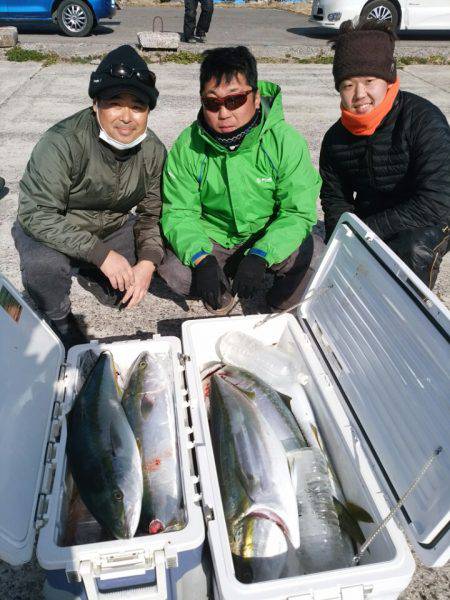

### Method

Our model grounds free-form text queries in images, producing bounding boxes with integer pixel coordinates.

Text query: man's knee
[272,232,323,276]
[387,226,449,288]
[12,223,71,280]
[158,251,193,297]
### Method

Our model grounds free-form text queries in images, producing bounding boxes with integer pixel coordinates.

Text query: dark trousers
[183,0,214,38]
[158,233,324,311]
[11,220,137,321]
[385,226,449,289]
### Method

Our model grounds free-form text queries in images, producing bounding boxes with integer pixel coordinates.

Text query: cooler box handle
[79,549,168,600]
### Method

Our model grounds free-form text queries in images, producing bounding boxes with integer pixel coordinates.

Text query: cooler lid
[0,275,64,566]
[299,214,450,567]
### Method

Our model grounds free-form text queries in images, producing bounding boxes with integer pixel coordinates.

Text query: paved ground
[1,6,450,58]
[0,60,449,598]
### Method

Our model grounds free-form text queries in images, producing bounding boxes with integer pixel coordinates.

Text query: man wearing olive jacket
[12,45,166,349]
[160,46,322,315]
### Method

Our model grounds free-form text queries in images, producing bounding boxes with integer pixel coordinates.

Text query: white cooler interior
[36,337,205,572]
[182,314,415,599]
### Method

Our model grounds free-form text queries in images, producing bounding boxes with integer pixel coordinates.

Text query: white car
[310,0,450,30]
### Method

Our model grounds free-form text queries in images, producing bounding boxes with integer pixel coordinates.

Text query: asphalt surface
[0,59,449,598]
[1,6,450,58]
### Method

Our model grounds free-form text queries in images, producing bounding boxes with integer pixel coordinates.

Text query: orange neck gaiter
[340,78,400,136]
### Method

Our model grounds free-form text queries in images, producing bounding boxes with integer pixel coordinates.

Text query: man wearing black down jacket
[320,20,450,289]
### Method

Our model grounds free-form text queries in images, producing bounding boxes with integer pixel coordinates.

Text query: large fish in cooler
[217,365,307,454]
[66,351,143,539]
[210,373,300,582]
[122,351,185,534]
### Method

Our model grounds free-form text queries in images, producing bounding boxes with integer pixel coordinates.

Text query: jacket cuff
[137,248,164,267]
[192,251,209,267]
[248,248,267,260]
[87,239,110,267]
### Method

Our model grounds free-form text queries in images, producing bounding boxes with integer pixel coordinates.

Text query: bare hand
[99,250,134,292]
[120,260,155,309]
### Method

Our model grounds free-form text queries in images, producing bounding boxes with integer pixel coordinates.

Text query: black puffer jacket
[320,91,450,242]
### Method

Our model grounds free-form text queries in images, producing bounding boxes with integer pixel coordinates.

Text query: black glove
[193,255,228,310]
[232,253,267,299]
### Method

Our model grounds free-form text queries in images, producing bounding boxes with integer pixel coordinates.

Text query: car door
[407,0,450,29]
[6,0,51,18]
[0,0,9,17]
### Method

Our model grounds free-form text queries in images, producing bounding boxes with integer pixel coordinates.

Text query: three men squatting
[11,26,450,349]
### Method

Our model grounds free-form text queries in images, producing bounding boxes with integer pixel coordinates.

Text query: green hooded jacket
[18,108,166,267]
[161,81,321,267]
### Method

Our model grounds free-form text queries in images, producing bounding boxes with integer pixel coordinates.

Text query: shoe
[0,177,5,192]
[203,291,237,316]
[195,33,206,43]
[51,312,88,351]
[77,271,123,308]
[183,35,197,43]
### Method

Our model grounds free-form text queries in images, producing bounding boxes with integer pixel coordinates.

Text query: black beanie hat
[89,45,159,109]
[332,22,396,90]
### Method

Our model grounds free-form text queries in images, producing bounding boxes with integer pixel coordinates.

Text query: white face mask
[96,110,148,151]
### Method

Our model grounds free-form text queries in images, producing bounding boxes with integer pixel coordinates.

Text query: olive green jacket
[18,108,166,267]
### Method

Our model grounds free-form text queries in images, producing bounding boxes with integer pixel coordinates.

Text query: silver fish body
[210,374,300,582]
[218,365,307,454]
[66,351,143,539]
[122,352,185,534]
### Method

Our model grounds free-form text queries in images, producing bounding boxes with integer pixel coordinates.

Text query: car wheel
[360,0,399,30]
[57,0,95,37]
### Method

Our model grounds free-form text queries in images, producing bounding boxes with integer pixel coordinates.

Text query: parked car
[0,0,116,37]
[310,0,450,31]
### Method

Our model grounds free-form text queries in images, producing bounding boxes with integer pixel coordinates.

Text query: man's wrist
[192,251,209,267]
[248,247,267,261]
[135,259,155,273]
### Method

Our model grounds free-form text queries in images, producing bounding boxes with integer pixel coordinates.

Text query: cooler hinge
[35,363,68,529]
[178,352,191,366]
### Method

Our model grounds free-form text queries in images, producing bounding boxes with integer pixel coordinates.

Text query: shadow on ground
[287,25,450,42]
[0,186,9,201]
[397,30,450,41]
[1,21,117,36]
[287,26,336,40]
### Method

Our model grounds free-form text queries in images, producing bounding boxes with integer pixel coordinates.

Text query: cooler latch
[288,585,369,600]
[78,548,171,600]
[340,585,367,600]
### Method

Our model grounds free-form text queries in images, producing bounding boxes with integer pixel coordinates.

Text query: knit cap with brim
[88,45,159,109]
[332,28,396,90]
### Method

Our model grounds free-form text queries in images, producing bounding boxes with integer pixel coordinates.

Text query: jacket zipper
[114,161,123,205]
[366,141,375,188]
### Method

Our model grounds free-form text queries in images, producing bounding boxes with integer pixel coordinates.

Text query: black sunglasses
[105,63,156,86]
[201,89,255,113]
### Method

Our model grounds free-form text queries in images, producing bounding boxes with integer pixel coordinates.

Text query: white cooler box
[0,213,449,600]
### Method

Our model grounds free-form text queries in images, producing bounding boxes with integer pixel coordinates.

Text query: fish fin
[345,501,374,523]
[333,497,367,547]
[311,423,324,451]
[135,437,143,461]
[109,424,123,458]
[278,392,293,407]
[140,393,155,419]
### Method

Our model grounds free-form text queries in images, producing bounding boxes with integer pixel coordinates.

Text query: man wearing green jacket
[12,45,166,349]
[160,46,322,314]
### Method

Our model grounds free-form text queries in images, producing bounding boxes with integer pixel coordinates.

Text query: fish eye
[139,361,146,369]
[113,490,123,502]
